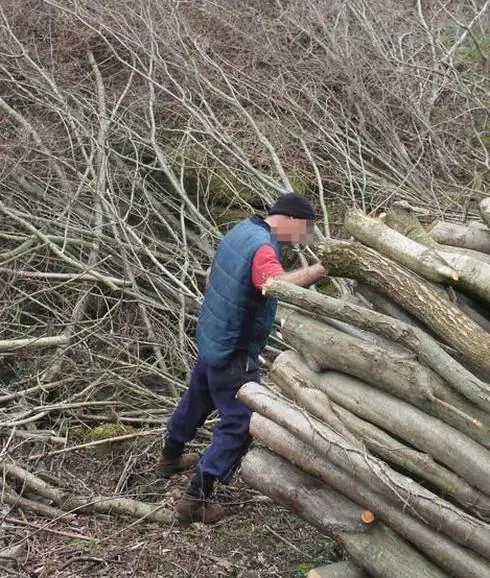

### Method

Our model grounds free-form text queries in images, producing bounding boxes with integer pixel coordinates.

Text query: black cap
[267,193,316,220]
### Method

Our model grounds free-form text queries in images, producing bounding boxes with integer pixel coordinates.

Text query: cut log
[249,415,490,578]
[446,247,490,264]
[383,203,440,250]
[348,208,490,305]
[271,363,490,519]
[237,382,490,558]
[321,316,408,353]
[273,351,490,485]
[280,309,490,448]
[481,199,490,227]
[345,209,458,283]
[317,239,490,375]
[241,447,446,578]
[384,204,490,264]
[307,561,367,578]
[384,203,490,320]
[266,280,490,413]
[428,221,490,254]
[268,365,365,450]
[242,449,369,535]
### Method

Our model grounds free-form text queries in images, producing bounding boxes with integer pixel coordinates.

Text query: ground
[2,438,340,578]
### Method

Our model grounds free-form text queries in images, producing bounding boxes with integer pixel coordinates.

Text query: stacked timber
[238,201,490,578]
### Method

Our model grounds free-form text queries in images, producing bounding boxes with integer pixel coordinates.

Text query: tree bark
[317,239,490,375]
[355,283,423,327]
[271,363,490,519]
[241,447,446,578]
[273,351,490,487]
[280,309,490,448]
[344,209,458,283]
[383,204,440,249]
[248,415,490,578]
[266,279,490,414]
[307,561,367,578]
[480,199,490,227]
[428,221,490,254]
[237,382,490,558]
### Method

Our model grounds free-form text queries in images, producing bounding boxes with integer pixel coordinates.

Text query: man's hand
[274,263,327,288]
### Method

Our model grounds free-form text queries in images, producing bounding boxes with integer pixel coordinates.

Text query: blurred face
[270,217,314,244]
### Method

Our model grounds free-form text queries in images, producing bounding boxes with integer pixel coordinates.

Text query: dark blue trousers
[166,351,259,484]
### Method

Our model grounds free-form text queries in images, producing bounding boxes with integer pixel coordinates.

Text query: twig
[4,516,94,542]
[27,428,166,460]
[0,335,69,352]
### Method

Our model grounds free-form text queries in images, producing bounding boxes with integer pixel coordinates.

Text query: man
[158,192,327,523]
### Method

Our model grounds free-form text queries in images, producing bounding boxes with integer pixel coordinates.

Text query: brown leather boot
[175,494,225,524]
[157,453,200,477]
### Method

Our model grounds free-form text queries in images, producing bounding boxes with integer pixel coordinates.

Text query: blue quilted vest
[197,216,282,367]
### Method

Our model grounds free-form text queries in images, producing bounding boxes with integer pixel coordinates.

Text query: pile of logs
[238,201,490,578]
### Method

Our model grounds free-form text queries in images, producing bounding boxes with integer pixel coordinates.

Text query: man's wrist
[311,263,327,282]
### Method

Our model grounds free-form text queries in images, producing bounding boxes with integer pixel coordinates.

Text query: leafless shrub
[0,0,488,435]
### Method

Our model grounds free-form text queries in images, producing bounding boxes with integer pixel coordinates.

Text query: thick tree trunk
[344,209,458,283]
[469,220,489,230]
[266,280,490,413]
[321,316,408,352]
[317,239,490,374]
[355,283,421,325]
[248,415,490,578]
[280,309,490,447]
[428,221,490,254]
[241,447,446,578]
[273,351,490,483]
[271,363,490,519]
[237,382,490,558]
[332,405,490,520]
[480,198,490,227]
[307,561,367,578]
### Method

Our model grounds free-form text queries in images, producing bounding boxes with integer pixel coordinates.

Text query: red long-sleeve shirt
[251,244,284,291]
